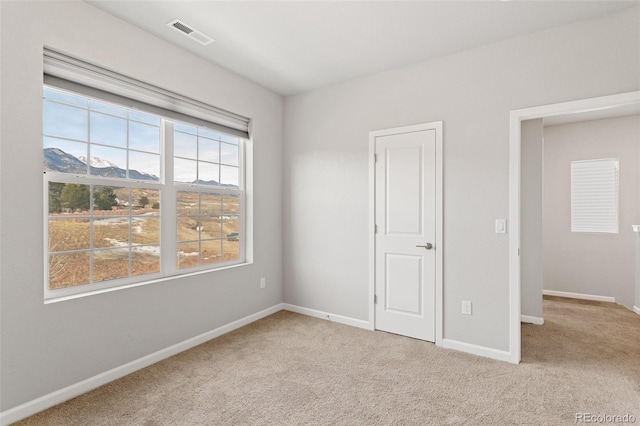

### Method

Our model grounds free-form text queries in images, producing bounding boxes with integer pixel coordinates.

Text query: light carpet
[15,297,640,425]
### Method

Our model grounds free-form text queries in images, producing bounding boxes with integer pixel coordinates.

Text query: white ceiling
[87,1,637,97]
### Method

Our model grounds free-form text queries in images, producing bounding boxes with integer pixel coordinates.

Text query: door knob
[416,243,433,250]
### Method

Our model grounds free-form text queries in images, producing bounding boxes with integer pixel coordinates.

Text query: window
[43,49,250,300]
[173,123,243,269]
[570,158,619,234]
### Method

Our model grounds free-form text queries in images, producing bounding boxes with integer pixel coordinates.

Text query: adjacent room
[1,1,639,425]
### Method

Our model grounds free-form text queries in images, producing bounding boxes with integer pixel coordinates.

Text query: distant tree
[152,201,160,209]
[48,182,65,213]
[94,187,117,211]
[60,184,90,212]
[139,196,150,208]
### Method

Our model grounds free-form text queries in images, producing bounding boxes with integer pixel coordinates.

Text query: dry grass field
[48,187,240,290]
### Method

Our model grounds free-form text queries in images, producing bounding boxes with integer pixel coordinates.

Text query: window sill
[44,261,253,305]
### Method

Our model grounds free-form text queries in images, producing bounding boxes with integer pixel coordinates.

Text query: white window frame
[43,50,251,302]
[570,158,619,234]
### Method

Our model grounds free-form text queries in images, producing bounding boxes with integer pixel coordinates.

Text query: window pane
[93,217,130,249]
[43,101,88,141]
[132,246,160,276]
[200,216,222,240]
[199,128,220,140]
[220,142,239,166]
[130,121,160,154]
[49,252,90,289]
[129,151,160,181]
[220,165,239,187]
[201,239,222,265]
[222,194,241,215]
[44,139,88,174]
[177,242,199,269]
[44,87,87,108]
[174,131,198,159]
[201,193,222,215]
[112,187,131,210]
[222,239,240,262]
[221,134,238,145]
[132,216,160,245]
[134,188,159,211]
[177,191,199,216]
[93,249,129,281]
[90,145,126,177]
[90,112,127,148]
[175,122,197,135]
[199,137,220,163]
[175,158,197,184]
[199,162,220,185]
[58,183,90,213]
[129,110,160,126]
[92,185,123,212]
[222,216,240,237]
[90,100,127,118]
[48,218,90,252]
[48,182,66,215]
[177,217,200,242]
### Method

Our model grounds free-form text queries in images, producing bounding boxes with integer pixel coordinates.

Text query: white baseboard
[521,315,544,325]
[442,338,515,364]
[0,303,284,426]
[282,303,372,330]
[542,289,615,303]
[634,306,640,315]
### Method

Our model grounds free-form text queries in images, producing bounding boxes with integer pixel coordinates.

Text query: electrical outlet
[462,300,472,315]
[260,277,266,289]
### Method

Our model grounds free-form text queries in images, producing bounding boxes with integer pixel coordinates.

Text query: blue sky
[43,87,240,186]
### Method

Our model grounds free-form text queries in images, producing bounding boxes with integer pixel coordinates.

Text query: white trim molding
[282,303,372,330]
[542,289,615,303]
[0,304,284,426]
[521,315,544,325]
[633,306,640,315]
[441,339,513,363]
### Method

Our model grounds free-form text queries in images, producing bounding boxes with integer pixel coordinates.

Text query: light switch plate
[495,219,507,234]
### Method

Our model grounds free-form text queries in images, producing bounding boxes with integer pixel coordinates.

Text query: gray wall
[283,7,640,351]
[521,119,544,320]
[0,1,283,411]
[543,115,640,309]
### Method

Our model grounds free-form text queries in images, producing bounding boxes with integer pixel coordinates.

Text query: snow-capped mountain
[78,155,119,169]
[44,148,159,181]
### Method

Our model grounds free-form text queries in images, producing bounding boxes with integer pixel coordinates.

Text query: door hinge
[374,294,378,304]
[374,153,378,163]
[374,224,378,234]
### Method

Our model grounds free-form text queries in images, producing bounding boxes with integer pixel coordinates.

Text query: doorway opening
[509,91,640,363]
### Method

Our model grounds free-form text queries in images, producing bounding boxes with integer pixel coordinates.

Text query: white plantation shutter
[570,158,619,233]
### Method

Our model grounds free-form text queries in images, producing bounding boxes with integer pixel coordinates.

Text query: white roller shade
[570,158,619,234]
[43,48,250,139]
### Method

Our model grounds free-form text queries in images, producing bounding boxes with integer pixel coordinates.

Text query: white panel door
[374,126,437,341]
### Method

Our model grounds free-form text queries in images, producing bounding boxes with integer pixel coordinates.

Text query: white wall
[521,119,544,320]
[543,115,640,309]
[283,7,640,352]
[0,1,283,412]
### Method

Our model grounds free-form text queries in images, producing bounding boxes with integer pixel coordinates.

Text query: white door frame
[508,90,640,364]
[368,121,444,346]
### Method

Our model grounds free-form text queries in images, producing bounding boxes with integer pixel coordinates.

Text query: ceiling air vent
[167,19,215,46]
